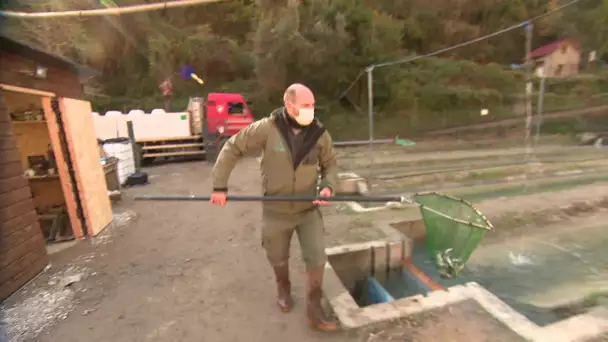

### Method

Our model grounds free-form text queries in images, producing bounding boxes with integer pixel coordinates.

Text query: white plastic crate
[103,140,136,184]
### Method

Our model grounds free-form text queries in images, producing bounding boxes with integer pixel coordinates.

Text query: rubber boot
[273,264,294,313]
[306,268,338,332]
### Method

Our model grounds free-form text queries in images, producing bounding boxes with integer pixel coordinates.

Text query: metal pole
[126,120,141,173]
[534,76,546,147]
[524,22,534,158]
[366,66,375,193]
[134,194,410,203]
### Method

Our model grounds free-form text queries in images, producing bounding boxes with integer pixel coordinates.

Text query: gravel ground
[3,157,608,342]
[6,159,361,342]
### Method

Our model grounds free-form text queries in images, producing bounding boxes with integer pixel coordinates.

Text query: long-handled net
[413,192,493,279]
[134,192,492,279]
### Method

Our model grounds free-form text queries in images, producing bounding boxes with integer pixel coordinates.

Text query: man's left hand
[313,187,332,205]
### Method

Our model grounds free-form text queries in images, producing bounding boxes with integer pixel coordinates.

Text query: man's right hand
[210,192,227,206]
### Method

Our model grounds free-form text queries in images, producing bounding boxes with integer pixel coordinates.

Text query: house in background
[529,38,582,77]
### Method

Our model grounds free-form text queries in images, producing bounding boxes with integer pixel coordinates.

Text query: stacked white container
[102,139,136,185]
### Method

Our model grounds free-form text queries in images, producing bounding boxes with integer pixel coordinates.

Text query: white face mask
[295,108,315,126]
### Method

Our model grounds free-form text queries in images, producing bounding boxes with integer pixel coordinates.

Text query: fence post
[126,120,141,172]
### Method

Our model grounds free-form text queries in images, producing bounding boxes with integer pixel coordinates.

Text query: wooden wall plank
[0,122,12,137]
[0,93,8,124]
[59,98,113,236]
[0,227,45,270]
[0,109,8,123]
[42,98,84,239]
[0,148,21,165]
[0,234,46,283]
[0,175,29,193]
[0,254,47,301]
[0,161,24,180]
[0,224,39,253]
[0,187,32,209]
[1,211,37,238]
[0,135,17,150]
[0,247,47,286]
[0,198,36,223]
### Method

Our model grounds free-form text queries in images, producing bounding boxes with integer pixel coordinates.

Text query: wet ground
[2,157,608,341]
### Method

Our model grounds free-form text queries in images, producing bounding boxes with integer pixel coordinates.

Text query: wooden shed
[0,35,113,301]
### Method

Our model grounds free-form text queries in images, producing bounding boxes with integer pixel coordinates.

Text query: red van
[205,92,254,137]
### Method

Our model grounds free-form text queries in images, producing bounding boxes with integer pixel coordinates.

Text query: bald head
[283,83,315,122]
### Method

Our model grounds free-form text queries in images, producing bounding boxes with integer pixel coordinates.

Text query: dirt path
[25,159,362,342]
[6,158,608,342]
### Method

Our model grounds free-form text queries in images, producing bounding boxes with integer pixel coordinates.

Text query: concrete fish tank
[321,219,608,341]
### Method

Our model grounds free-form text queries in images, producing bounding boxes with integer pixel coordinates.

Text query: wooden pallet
[142,142,204,150]
[136,135,202,143]
[143,150,206,158]
[139,135,205,159]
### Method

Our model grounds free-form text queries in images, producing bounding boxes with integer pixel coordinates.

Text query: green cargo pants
[262,207,327,269]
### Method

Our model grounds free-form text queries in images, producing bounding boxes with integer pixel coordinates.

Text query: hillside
[2,0,608,138]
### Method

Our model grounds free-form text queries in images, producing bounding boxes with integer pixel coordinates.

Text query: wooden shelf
[25,174,60,180]
[12,120,47,124]
[143,150,206,158]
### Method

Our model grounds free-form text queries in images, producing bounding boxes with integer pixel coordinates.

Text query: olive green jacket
[211,108,338,214]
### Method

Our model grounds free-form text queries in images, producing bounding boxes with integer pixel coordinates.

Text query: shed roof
[0,34,98,78]
[529,38,581,59]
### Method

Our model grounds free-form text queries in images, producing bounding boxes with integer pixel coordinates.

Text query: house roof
[529,38,580,59]
[0,34,98,78]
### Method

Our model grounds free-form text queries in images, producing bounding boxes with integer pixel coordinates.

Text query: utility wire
[372,0,587,69]
[333,0,587,106]
[0,0,224,19]
[339,70,364,98]
[4,0,587,111]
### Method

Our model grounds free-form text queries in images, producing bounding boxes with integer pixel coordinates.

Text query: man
[210,84,339,332]
[159,76,173,111]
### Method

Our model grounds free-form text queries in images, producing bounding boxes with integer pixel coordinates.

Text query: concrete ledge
[541,306,608,342]
[323,238,608,341]
[335,171,413,213]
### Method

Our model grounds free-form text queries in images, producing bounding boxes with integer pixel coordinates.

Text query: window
[228,102,246,115]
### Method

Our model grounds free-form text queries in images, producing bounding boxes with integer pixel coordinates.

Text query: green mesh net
[413,192,493,279]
